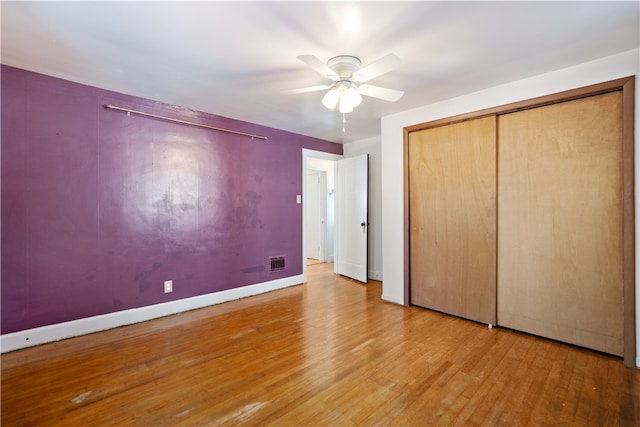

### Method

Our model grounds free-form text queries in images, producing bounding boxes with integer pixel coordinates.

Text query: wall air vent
[270,256,286,272]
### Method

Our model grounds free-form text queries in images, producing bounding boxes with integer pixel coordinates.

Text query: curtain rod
[104,104,268,140]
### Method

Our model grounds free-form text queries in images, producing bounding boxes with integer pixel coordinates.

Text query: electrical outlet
[164,280,173,293]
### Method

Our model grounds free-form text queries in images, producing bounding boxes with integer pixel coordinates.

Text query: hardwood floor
[2,263,639,426]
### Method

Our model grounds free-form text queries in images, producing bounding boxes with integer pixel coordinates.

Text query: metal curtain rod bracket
[104,104,268,140]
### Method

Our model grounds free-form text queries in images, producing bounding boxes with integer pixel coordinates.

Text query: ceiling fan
[282,53,404,115]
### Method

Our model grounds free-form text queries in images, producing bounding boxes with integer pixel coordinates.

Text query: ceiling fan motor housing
[327,55,362,80]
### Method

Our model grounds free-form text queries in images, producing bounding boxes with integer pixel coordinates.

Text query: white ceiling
[2,1,638,144]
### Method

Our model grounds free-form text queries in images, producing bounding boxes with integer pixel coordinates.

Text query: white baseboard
[368,270,383,281]
[1,274,304,353]
[381,293,404,306]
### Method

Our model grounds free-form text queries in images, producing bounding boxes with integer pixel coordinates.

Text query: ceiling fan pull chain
[342,113,346,133]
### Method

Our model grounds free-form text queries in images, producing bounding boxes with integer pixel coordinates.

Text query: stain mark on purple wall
[135,261,162,292]
[241,265,266,274]
[230,191,264,229]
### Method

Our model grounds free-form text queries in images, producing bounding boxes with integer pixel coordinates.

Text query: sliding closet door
[498,91,624,356]
[409,116,496,325]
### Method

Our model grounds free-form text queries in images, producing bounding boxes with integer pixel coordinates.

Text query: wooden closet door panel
[497,91,624,356]
[409,116,496,325]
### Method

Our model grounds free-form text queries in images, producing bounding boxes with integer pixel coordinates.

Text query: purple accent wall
[1,65,342,334]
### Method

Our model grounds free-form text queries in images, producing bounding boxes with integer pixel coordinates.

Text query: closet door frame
[403,76,636,367]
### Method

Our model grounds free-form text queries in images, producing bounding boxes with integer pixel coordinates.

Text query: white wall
[343,137,383,280]
[381,49,640,365]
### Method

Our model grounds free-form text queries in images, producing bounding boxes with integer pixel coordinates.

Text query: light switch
[296,195,301,204]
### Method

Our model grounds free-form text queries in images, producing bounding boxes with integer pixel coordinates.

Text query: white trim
[368,270,383,281]
[381,294,404,306]
[1,274,304,353]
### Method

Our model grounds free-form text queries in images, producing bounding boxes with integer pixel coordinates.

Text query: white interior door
[336,154,368,282]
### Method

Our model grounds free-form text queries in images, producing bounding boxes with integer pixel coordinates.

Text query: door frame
[403,76,636,366]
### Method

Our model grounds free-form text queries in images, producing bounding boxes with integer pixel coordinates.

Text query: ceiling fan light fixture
[322,87,340,110]
[344,86,362,108]
[323,81,361,112]
[339,95,354,113]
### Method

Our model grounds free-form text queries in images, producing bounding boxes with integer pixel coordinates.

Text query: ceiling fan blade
[353,53,401,82]
[281,84,332,95]
[358,84,404,102]
[297,55,339,80]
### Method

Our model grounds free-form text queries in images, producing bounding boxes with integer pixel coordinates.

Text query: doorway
[306,169,327,263]
[302,149,341,278]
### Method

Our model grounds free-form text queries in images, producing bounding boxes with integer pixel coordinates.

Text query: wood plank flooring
[2,262,639,426]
